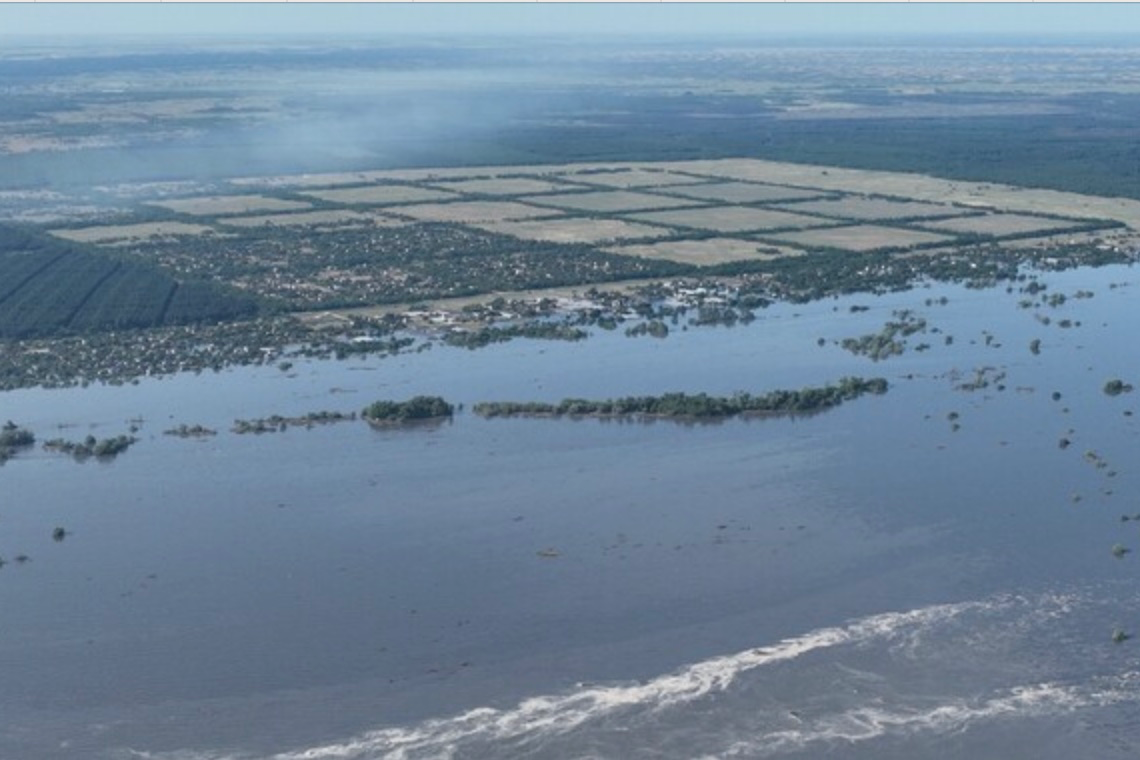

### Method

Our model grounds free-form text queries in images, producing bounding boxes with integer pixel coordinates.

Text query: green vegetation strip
[443,323,587,349]
[43,434,137,460]
[362,396,455,425]
[473,377,888,420]
[0,420,35,462]
[233,410,357,434]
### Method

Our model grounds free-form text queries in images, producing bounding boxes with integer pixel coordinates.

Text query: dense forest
[494,91,1140,202]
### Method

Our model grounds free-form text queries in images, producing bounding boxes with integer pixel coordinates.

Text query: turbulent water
[219,592,1134,760]
[2,265,1140,759]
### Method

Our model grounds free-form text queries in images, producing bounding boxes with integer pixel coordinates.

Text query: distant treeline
[0,225,257,339]
[473,376,888,420]
[497,91,1140,203]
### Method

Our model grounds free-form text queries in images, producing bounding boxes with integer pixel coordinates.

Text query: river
[1,264,1138,759]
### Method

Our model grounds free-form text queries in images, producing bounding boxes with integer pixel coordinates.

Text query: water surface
[1,266,1139,758]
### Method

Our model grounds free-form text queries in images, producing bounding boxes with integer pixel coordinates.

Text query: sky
[2,3,1140,40]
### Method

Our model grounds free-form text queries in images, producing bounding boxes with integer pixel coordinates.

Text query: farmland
[299,185,458,206]
[148,194,312,217]
[521,190,705,214]
[773,196,972,222]
[625,205,831,234]
[916,212,1087,237]
[765,224,954,253]
[550,167,708,189]
[664,182,828,205]
[471,217,674,244]
[393,200,560,223]
[0,154,1128,355]
[604,237,794,265]
[426,177,584,196]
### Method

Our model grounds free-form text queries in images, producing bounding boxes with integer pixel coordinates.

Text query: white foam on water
[259,598,1004,760]
[724,672,1140,758]
[129,591,1124,760]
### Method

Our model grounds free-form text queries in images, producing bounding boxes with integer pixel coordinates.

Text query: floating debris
[1104,378,1134,396]
[164,424,217,438]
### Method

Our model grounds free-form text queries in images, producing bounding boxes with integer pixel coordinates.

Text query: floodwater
[1,265,1139,759]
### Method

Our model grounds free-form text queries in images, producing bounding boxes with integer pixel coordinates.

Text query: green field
[0,227,256,338]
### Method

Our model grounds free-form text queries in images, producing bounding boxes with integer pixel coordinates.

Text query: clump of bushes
[362,396,454,424]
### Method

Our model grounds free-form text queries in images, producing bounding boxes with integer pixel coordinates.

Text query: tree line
[472,377,888,420]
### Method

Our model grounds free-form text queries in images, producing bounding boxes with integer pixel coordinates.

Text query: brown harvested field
[765,224,954,252]
[552,168,708,189]
[521,190,705,214]
[604,237,798,265]
[473,217,672,244]
[217,209,404,228]
[51,221,216,243]
[657,157,1140,229]
[774,196,972,221]
[298,185,458,206]
[228,160,1140,233]
[148,194,312,216]
[916,213,1083,237]
[391,201,562,224]
[664,182,828,205]
[426,177,584,196]
[625,205,829,234]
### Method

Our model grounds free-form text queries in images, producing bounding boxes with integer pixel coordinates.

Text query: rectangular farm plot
[552,168,708,189]
[392,201,561,224]
[426,177,583,196]
[146,195,309,217]
[916,213,1085,237]
[298,185,458,206]
[624,206,828,234]
[605,237,796,266]
[474,217,672,245]
[774,196,971,221]
[51,221,215,243]
[766,224,953,252]
[149,194,312,217]
[666,182,828,205]
[522,190,705,214]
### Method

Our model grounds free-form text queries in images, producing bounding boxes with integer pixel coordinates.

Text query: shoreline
[1,246,1135,394]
